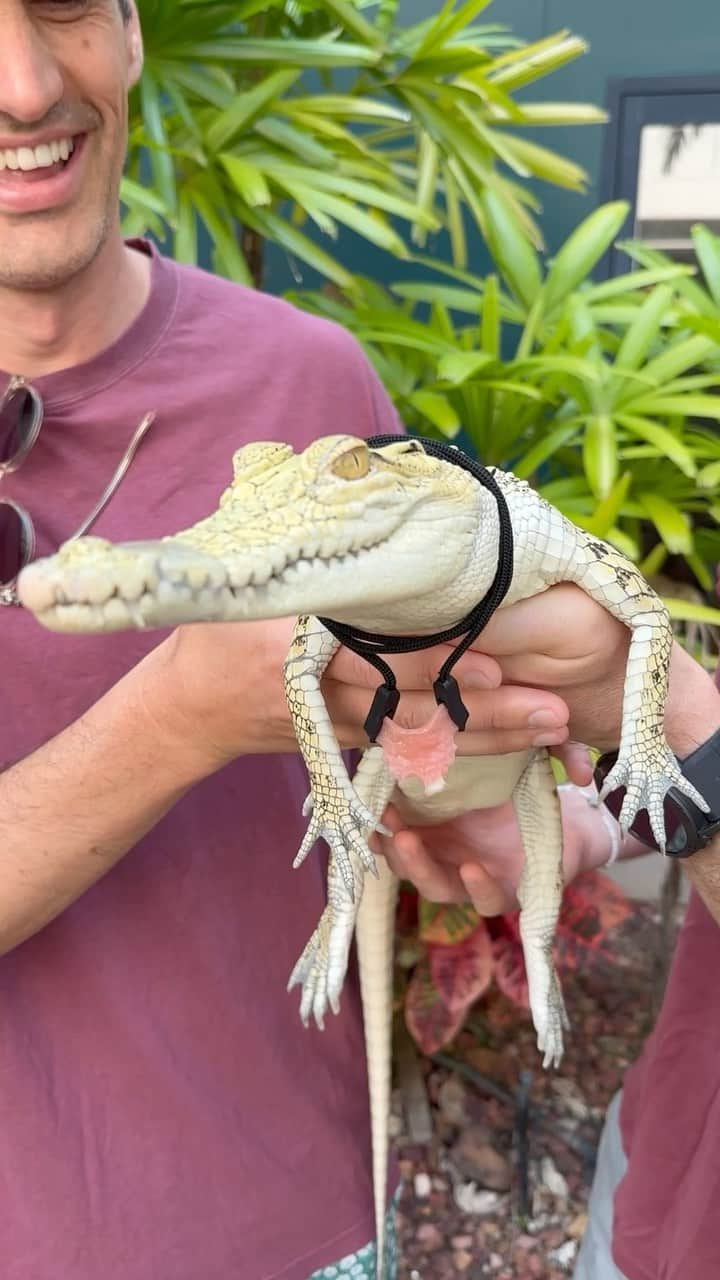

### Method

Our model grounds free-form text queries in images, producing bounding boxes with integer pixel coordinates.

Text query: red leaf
[427,920,494,1015]
[404,955,468,1054]
[555,870,631,968]
[418,898,480,946]
[491,929,530,1009]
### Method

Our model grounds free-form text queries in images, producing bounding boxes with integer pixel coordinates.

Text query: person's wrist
[132,638,239,780]
[663,644,720,759]
[558,784,619,877]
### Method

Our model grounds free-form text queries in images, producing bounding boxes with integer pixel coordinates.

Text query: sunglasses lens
[0,385,39,467]
[0,502,32,588]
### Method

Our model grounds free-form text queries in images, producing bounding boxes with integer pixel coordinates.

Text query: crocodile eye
[331,442,370,480]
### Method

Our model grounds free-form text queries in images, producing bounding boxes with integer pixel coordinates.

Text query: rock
[450,1235,473,1249]
[453,1249,474,1272]
[437,1075,468,1126]
[417,1222,444,1252]
[450,1125,513,1190]
[567,1211,589,1239]
[540,1154,569,1200]
[454,1184,502,1214]
[550,1239,579,1269]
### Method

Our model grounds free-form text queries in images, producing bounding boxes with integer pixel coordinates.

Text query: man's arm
[0,615,574,955]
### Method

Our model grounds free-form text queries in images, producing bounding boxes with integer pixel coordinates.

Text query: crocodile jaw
[17,516,474,634]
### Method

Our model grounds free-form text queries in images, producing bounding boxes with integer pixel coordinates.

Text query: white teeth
[0,136,75,173]
[17,148,37,171]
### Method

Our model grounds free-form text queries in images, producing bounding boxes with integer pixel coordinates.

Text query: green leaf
[583,472,632,537]
[220,154,271,206]
[614,284,673,371]
[542,202,629,315]
[119,176,169,217]
[319,0,384,47]
[513,422,581,478]
[637,493,692,554]
[699,459,720,489]
[139,67,177,213]
[692,224,720,306]
[664,598,720,626]
[486,132,587,191]
[174,39,382,69]
[583,414,618,498]
[438,351,494,384]
[638,335,719,387]
[407,391,461,435]
[508,102,607,125]
[205,68,300,152]
[480,189,542,308]
[615,415,697,478]
[410,0,495,63]
[487,31,588,90]
[481,274,500,357]
[288,94,410,122]
[243,206,354,288]
[630,395,720,420]
[192,191,252,285]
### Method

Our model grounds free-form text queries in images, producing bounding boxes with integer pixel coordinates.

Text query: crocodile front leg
[283,615,386,897]
[513,748,568,1068]
[566,537,709,847]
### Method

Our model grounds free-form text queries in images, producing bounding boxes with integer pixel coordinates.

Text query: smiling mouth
[0,134,83,186]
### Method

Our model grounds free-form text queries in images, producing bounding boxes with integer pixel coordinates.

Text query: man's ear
[125,7,144,90]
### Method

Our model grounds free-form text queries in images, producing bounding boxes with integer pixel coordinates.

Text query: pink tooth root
[376,704,459,792]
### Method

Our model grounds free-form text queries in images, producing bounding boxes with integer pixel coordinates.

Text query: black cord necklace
[317,435,515,741]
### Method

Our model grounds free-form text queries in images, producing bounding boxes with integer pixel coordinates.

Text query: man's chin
[0,216,112,292]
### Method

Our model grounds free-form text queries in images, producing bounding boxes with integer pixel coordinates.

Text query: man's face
[0,1,142,290]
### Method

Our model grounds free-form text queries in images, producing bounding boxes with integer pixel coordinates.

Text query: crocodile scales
[17,434,708,1280]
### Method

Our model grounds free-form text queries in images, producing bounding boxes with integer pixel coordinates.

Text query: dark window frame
[599,74,720,277]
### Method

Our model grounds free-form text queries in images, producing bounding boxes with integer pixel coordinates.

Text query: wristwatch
[593,727,720,857]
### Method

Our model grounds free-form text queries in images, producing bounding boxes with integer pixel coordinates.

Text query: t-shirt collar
[0,239,179,410]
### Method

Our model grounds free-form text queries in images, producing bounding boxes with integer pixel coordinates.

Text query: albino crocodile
[17,434,708,1280]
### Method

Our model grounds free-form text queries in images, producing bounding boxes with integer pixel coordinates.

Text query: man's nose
[0,11,64,128]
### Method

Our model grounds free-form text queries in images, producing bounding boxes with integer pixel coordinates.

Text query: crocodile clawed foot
[288,904,357,1028]
[524,944,567,1070]
[293,794,380,898]
[598,744,709,852]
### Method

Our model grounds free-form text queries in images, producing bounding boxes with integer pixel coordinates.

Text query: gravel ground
[391,899,678,1279]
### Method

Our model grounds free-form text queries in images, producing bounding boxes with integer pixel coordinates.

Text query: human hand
[474,583,720,758]
[138,615,587,771]
[377,784,619,917]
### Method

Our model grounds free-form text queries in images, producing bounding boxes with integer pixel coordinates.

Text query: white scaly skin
[18,435,710,1280]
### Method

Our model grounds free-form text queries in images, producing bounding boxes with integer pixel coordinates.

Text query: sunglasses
[0,376,155,607]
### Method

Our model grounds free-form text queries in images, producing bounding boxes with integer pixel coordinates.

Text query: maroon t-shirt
[0,244,399,1279]
[614,663,720,1279]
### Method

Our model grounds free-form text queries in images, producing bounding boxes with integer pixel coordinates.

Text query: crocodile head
[18,434,488,633]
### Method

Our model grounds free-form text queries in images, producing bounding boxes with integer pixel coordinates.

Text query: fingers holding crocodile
[323,679,571,755]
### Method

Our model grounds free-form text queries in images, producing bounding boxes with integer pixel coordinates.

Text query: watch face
[596,778,689,853]
[593,757,699,856]
[594,734,720,858]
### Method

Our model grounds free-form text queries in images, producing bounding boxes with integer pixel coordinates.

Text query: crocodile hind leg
[288,746,395,1028]
[512,747,568,1068]
[288,745,397,1280]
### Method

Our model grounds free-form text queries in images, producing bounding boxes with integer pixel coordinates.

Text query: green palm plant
[125,0,605,286]
[291,210,720,618]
